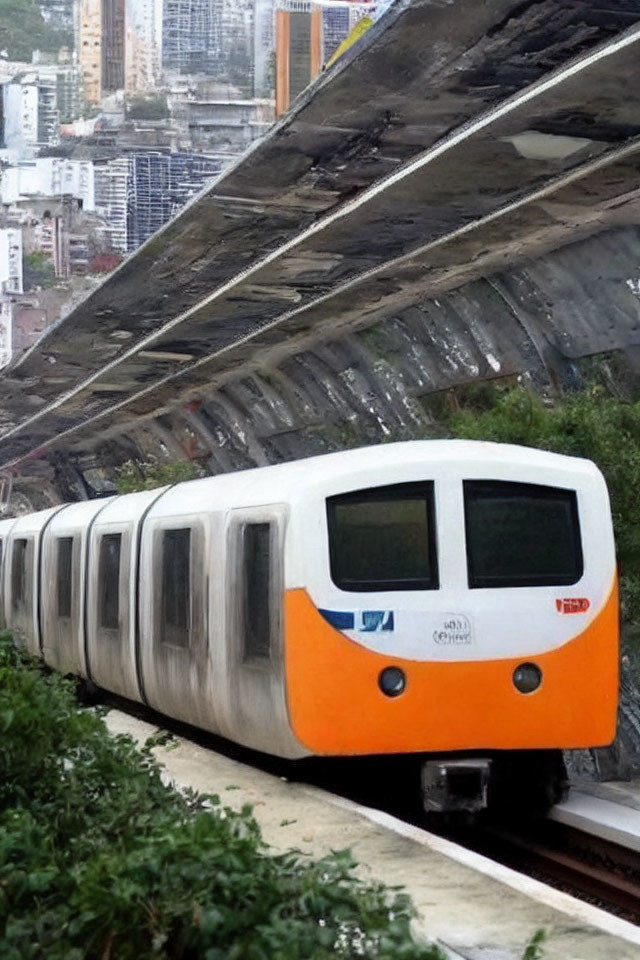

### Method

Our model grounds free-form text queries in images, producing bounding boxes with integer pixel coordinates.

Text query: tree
[0,0,71,61]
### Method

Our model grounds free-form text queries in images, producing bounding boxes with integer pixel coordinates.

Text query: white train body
[0,441,619,794]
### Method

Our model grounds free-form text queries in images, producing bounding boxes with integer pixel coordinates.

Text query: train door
[139,513,217,732]
[6,507,64,657]
[219,505,301,757]
[86,487,169,703]
[0,518,17,630]
[41,500,115,678]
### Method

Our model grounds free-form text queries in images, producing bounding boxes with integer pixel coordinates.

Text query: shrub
[0,636,445,960]
[115,460,204,495]
[23,251,56,291]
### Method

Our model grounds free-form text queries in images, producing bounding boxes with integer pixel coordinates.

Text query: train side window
[98,534,121,630]
[241,522,273,661]
[464,480,583,588]
[161,528,191,647]
[12,539,28,610]
[327,482,439,592]
[57,537,73,619]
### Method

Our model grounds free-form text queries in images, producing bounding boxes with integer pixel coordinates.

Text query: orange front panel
[284,584,619,755]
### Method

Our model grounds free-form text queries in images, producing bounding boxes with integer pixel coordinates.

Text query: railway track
[437,818,640,925]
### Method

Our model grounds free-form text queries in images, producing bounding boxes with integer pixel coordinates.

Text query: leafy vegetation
[126,96,170,121]
[23,251,56,291]
[448,385,640,654]
[0,0,71,61]
[115,459,203,494]
[522,929,547,960]
[0,635,446,959]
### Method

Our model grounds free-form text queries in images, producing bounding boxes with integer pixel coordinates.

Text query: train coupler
[421,758,492,814]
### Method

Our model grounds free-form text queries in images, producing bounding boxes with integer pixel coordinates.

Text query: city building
[78,0,138,103]
[183,95,273,155]
[125,0,163,94]
[0,228,23,370]
[323,7,350,61]
[0,158,95,210]
[126,151,222,250]
[275,1,322,116]
[56,62,85,123]
[253,0,275,98]
[93,156,129,252]
[162,0,256,90]
[162,0,215,75]
[1,71,60,154]
[275,1,375,114]
[0,299,13,369]
[78,0,102,104]
[102,0,126,93]
[0,229,24,296]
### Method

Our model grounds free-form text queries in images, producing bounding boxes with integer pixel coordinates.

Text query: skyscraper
[275,1,371,115]
[275,1,322,116]
[162,0,255,89]
[78,0,102,104]
[125,0,163,94]
[162,0,215,74]
[253,0,275,98]
[79,0,161,103]
[102,0,126,92]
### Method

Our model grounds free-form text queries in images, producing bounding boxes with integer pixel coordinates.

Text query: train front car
[284,441,618,814]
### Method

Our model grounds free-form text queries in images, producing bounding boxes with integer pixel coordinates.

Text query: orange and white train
[0,441,619,812]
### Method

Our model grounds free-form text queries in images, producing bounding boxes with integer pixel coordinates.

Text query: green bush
[126,96,170,121]
[0,0,72,61]
[23,251,56,291]
[115,460,203,495]
[449,386,640,646]
[0,636,444,960]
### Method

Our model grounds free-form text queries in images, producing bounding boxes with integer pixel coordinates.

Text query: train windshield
[464,480,583,588]
[327,482,438,592]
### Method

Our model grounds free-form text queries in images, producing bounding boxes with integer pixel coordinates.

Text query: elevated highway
[4,0,640,504]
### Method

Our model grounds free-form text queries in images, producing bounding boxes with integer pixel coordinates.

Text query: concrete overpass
[4,0,640,506]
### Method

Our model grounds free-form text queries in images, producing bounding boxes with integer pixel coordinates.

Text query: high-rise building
[162,0,255,89]
[78,0,102,104]
[275,1,373,115]
[253,0,274,97]
[275,1,322,116]
[127,151,222,250]
[0,228,23,370]
[0,229,24,296]
[94,157,129,253]
[125,0,163,94]
[1,72,60,154]
[323,7,350,61]
[162,0,214,74]
[79,0,161,104]
[102,0,126,92]
[56,63,85,123]
[0,158,95,209]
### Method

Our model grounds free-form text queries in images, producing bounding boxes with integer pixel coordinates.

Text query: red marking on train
[556,598,590,614]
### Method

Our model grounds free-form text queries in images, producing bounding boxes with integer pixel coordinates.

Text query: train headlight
[513,662,542,694]
[379,666,406,698]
